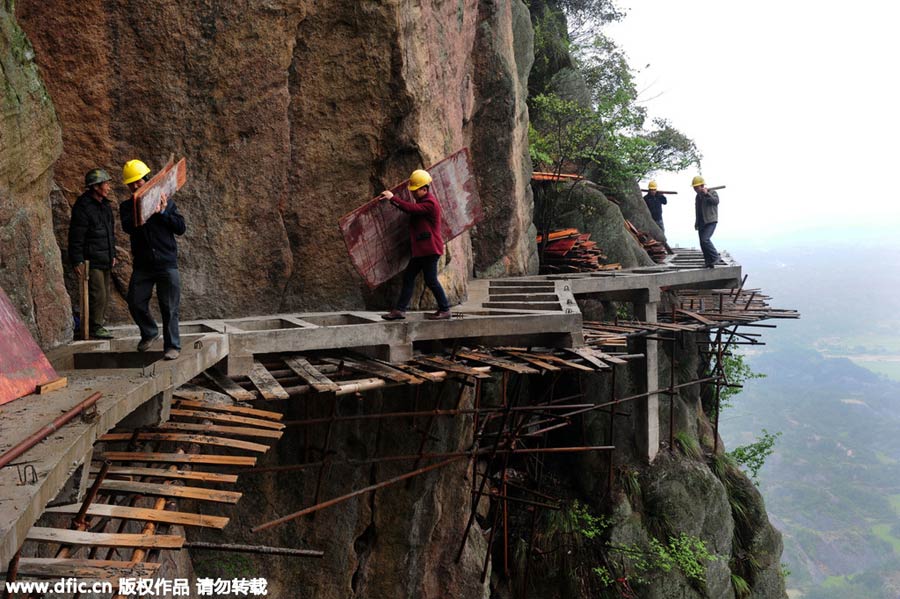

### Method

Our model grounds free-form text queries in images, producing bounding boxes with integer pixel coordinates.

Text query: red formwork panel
[340,148,484,289]
[133,158,187,226]
[0,286,58,406]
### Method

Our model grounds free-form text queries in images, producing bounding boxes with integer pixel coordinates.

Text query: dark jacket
[390,191,445,257]
[68,192,116,269]
[120,197,186,270]
[643,192,667,222]
[694,190,719,228]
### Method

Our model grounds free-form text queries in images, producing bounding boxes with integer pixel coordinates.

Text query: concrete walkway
[0,247,740,565]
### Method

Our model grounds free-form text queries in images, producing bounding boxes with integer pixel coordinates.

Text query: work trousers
[698,222,719,266]
[127,267,181,350]
[395,255,450,312]
[654,218,665,233]
[87,268,110,332]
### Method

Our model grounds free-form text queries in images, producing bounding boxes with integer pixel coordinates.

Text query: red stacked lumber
[624,220,668,263]
[538,230,621,273]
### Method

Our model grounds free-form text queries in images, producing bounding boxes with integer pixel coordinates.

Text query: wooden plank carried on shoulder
[169,409,285,430]
[26,527,184,549]
[455,351,540,375]
[13,558,160,581]
[248,362,290,400]
[99,432,269,453]
[283,356,340,392]
[89,465,238,484]
[203,368,257,402]
[173,398,283,420]
[44,503,229,529]
[157,421,283,440]
[101,452,256,467]
[94,479,242,503]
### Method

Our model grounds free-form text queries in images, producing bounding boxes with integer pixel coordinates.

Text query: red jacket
[390,192,445,257]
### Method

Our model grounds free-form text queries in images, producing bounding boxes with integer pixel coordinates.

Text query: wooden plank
[99,432,269,453]
[321,357,417,384]
[455,351,540,375]
[133,157,187,226]
[500,351,561,372]
[89,465,238,484]
[381,361,445,383]
[283,356,340,392]
[14,558,159,581]
[414,356,492,379]
[248,362,290,400]
[529,352,597,372]
[173,398,283,420]
[94,479,242,504]
[169,409,285,430]
[676,308,717,326]
[44,504,229,529]
[203,368,257,402]
[562,348,611,370]
[101,452,256,466]
[36,377,68,394]
[27,527,184,549]
[157,421,283,440]
[586,348,629,365]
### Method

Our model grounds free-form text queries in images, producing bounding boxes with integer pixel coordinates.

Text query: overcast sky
[606,0,900,248]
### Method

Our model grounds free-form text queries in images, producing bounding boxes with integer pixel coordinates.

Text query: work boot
[137,333,160,352]
[91,326,114,340]
[381,309,406,321]
[425,310,452,320]
[164,348,180,360]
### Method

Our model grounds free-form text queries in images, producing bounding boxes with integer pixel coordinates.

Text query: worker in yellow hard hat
[691,175,721,268]
[643,180,668,232]
[119,159,187,359]
[378,169,452,320]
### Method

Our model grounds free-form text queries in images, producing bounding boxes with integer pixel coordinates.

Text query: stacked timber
[624,220,668,263]
[537,229,621,273]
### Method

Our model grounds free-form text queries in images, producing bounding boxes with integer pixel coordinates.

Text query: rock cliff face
[15,0,537,333]
[0,5,68,347]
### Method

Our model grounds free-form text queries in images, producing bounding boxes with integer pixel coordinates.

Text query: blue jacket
[120,198,186,270]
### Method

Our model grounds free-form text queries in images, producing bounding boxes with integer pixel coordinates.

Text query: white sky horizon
[605,0,900,250]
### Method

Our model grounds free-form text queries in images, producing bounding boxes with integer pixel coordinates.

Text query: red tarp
[339,148,483,289]
[0,286,58,406]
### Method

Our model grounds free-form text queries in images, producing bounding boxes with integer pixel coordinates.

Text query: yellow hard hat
[123,159,151,185]
[691,175,705,187]
[408,169,433,191]
[648,181,658,190]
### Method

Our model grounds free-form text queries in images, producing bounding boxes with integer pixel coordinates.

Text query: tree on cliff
[527,0,701,242]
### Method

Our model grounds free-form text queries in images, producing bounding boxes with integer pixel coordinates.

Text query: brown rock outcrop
[16,0,538,331]
[0,6,68,348]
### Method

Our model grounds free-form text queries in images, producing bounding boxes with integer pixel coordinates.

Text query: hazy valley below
[719,236,900,598]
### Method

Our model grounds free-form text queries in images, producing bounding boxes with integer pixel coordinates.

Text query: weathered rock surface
[0,5,68,348]
[537,180,655,269]
[16,0,538,333]
[190,383,489,599]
